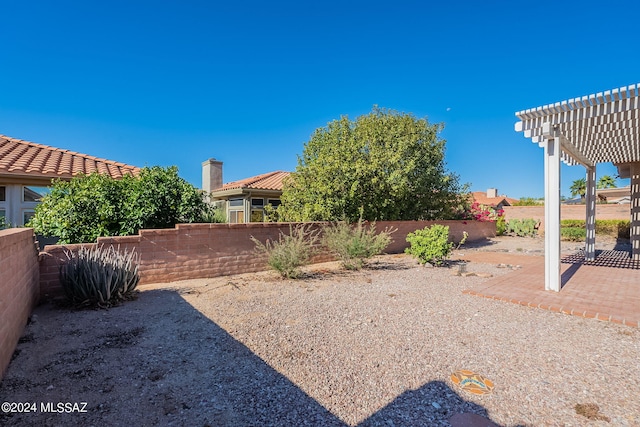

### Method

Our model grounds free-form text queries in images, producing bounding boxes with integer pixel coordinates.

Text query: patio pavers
[454,251,640,328]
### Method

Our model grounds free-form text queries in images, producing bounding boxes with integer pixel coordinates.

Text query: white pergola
[515,83,640,291]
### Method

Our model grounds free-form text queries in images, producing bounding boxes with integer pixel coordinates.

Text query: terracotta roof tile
[215,171,290,191]
[0,134,140,180]
[471,191,518,207]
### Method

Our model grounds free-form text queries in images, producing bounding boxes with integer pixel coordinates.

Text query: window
[250,210,264,222]
[229,198,244,207]
[251,198,264,207]
[267,199,281,207]
[0,186,5,201]
[23,210,36,225]
[229,210,245,223]
[23,186,49,202]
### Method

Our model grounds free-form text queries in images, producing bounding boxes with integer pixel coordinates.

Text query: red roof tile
[0,135,140,180]
[215,171,290,192]
[471,191,518,207]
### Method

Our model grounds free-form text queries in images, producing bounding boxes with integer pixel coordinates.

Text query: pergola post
[585,166,596,261]
[544,133,562,291]
[632,163,640,261]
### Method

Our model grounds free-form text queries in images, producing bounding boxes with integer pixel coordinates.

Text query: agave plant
[60,245,139,307]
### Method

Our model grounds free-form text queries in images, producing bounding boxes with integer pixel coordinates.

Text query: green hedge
[560,219,630,239]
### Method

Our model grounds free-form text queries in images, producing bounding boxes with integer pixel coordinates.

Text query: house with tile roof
[202,158,290,223]
[0,134,140,227]
[471,188,518,209]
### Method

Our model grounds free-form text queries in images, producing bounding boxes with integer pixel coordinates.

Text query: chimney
[202,159,223,192]
[486,188,498,198]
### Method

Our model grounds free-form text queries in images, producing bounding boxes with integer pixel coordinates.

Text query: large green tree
[277,107,467,221]
[29,166,215,244]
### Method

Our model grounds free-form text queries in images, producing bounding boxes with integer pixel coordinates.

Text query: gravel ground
[1,243,638,426]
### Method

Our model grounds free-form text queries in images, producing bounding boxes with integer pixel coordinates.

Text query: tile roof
[0,134,140,180]
[471,191,518,207]
[215,171,290,192]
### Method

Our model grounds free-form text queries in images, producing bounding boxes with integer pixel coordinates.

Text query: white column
[545,137,562,291]
[585,166,596,261]
[631,163,640,261]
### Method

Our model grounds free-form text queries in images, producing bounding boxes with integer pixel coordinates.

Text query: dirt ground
[0,235,635,426]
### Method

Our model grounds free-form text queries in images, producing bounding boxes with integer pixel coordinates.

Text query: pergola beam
[516,83,640,291]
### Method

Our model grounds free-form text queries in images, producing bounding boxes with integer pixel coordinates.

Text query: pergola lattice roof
[515,83,640,167]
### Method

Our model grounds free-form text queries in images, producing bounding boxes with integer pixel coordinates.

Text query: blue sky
[2,0,638,199]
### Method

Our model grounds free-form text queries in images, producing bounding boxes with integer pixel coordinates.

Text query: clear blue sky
[2,0,638,199]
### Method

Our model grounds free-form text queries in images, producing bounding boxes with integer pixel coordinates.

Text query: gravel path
[1,250,638,426]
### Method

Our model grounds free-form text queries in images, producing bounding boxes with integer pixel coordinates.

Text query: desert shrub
[322,219,395,270]
[405,224,454,266]
[561,227,586,241]
[251,224,319,279]
[506,218,538,237]
[60,245,139,307]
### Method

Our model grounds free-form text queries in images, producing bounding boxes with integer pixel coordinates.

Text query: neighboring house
[562,186,631,205]
[202,158,290,223]
[471,188,518,209]
[596,186,631,204]
[0,134,140,227]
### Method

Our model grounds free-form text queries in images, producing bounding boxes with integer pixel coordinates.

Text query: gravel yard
[1,246,638,426]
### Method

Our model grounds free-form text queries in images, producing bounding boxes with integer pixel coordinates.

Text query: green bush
[251,224,319,279]
[322,219,395,270]
[496,215,507,236]
[199,206,227,223]
[506,218,538,237]
[29,166,211,244]
[560,219,630,239]
[561,227,586,241]
[60,245,139,307]
[405,224,454,266]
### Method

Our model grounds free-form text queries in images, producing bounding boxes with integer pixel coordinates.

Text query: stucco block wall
[40,220,495,298]
[0,228,39,379]
[503,205,630,233]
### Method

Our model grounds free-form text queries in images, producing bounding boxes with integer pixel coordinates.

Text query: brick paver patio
[455,251,640,328]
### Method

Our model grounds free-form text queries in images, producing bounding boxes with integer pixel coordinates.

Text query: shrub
[322,219,395,270]
[469,202,503,222]
[251,224,319,279]
[0,216,9,230]
[513,197,543,206]
[29,166,212,244]
[60,245,139,307]
[561,227,586,241]
[496,215,507,236]
[405,224,454,266]
[560,219,631,239]
[199,206,227,223]
[506,218,538,237]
